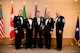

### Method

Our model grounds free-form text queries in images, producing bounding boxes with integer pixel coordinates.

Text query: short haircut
[37,11,40,13]
[27,13,31,14]
[47,12,50,13]
[56,10,60,13]
[19,10,22,12]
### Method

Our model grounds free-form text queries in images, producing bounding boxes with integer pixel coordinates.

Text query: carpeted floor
[0,45,80,53]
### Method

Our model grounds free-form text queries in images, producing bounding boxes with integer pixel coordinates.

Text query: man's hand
[50,31,53,34]
[24,31,26,34]
[15,30,18,34]
[59,30,62,34]
[41,26,44,30]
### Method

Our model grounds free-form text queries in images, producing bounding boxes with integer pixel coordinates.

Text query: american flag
[0,6,5,38]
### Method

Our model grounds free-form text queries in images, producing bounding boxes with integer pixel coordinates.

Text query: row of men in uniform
[14,10,65,51]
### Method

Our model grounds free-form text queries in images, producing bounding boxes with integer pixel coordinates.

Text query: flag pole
[9,0,14,48]
[23,1,25,5]
[10,0,14,40]
[22,1,27,47]
[0,2,5,39]
[44,5,47,18]
[74,11,80,47]
[45,5,47,8]
[77,12,79,17]
[11,0,13,6]
[77,12,80,47]
[35,1,37,16]
[22,1,27,19]
[35,1,37,5]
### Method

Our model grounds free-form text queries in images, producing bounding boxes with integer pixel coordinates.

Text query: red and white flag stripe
[10,6,15,40]
[0,19,5,37]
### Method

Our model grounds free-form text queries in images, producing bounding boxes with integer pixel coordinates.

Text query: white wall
[1,0,80,38]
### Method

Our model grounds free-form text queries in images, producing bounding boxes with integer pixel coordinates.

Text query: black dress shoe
[39,46,43,48]
[30,47,32,49]
[45,46,48,48]
[16,48,20,50]
[33,46,36,48]
[57,49,61,51]
[47,47,50,49]
[54,48,58,50]
[25,47,27,49]
[28,47,32,49]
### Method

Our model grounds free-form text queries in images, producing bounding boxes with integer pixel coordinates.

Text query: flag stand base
[9,44,13,48]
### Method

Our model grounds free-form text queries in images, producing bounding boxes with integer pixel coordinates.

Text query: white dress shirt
[55,17,59,23]
[20,17,23,25]
[45,19,49,25]
[37,17,40,25]
[28,19,32,29]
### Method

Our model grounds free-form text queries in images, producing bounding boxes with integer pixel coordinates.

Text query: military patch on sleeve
[62,19,65,23]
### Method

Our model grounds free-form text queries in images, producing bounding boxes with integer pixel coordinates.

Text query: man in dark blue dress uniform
[55,10,65,51]
[14,10,24,50]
